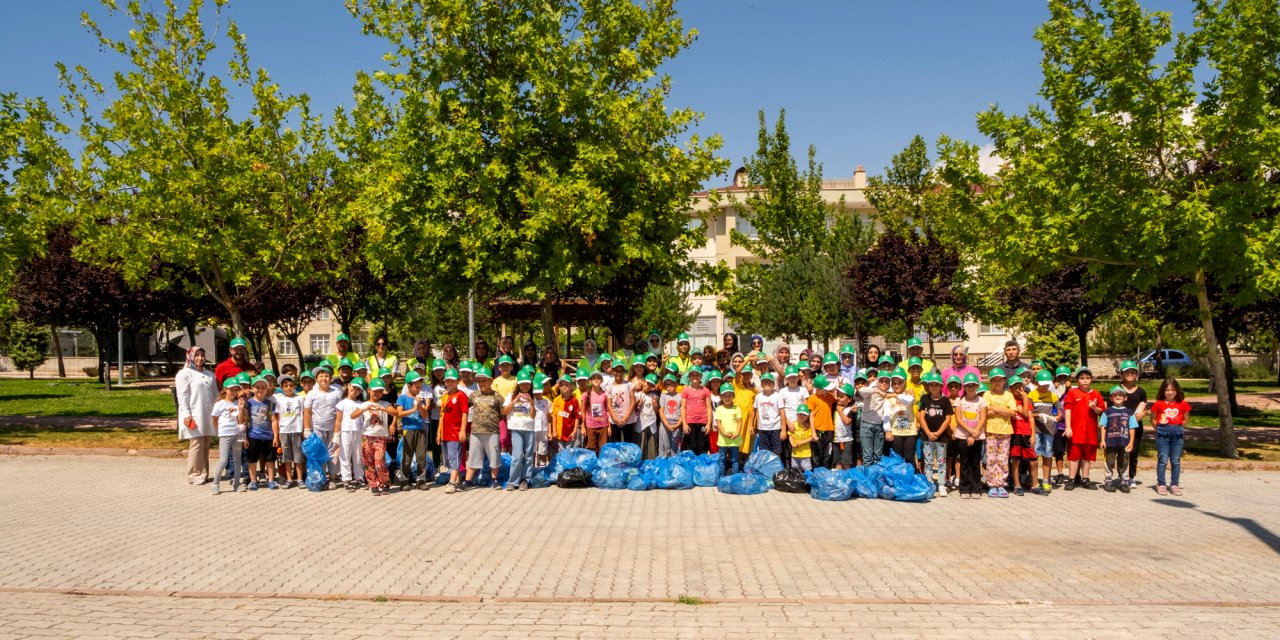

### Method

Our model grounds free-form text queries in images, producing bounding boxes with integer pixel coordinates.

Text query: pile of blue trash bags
[805,451,935,502]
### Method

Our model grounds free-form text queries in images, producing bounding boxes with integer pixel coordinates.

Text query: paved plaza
[2,455,1279,638]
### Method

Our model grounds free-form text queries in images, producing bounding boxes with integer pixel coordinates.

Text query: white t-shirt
[336,398,365,435]
[303,385,344,431]
[533,397,551,432]
[754,391,783,431]
[777,385,810,422]
[361,400,392,438]
[428,383,446,420]
[274,393,305,434]
[607,380,633,425]
[635,391,658,433]
[460,381,478,397]
[212,399,240,438]
[504,391,536,432]
[834,406,856,443]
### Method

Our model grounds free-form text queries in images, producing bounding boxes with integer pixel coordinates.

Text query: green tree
[951,0,1280,457]
[1023,320,1081,372]
[3,319,51,379]
[350,0,726,350]
[58,0,345,340]
[629,282,697,346]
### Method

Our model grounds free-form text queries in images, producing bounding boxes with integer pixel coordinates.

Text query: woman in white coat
[176,346,217,484]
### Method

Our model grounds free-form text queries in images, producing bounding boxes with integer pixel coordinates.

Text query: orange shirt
[806,393,836,433]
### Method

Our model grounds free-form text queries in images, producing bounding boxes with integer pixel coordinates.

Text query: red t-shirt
[214,358,247,386]
[558,396,581,441]
[439,390,469,442]
[1063,387,1105,445]
[1152,400,1192,426]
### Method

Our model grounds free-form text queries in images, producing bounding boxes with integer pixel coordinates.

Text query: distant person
[1152,377,1191,497]
[176,346,216,485]
[214,337,250,386]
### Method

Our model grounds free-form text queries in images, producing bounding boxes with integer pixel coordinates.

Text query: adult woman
[540,345,562,380]
[722,333,740,357]
[176,346,217,485]
[366,335,398,380]
[521,339,540,371]
[863,344,882,372]
[441,342,461,370]
[940,346,981,384]
[580,339,603,373]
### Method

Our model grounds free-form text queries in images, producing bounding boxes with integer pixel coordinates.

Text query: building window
[351,332,369,355]
[277,338,296,356]
[735,215,758,239]
[309,334,330,355]
[979,323,1005,336]
[313,308,331,321]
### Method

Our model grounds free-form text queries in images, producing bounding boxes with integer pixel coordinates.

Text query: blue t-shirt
[247,397,274,441]
[397,393,424,431]
[1101,406,1137,447]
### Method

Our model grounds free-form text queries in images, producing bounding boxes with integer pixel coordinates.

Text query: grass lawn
[1122,378,1280,399]
[1180,407,1280,462]
[0,378,175,418]
[0,425,180,450]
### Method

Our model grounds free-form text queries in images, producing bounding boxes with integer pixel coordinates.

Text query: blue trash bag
[593,466,635,490]
[849,466,880,499]
[655,457,695,490]
[598,442,642,469]
[302,433,331,492]
[744,450,784,479]
[716,472,771,495]
[627,471,653,491]
[675,450,697,461]
[472,452,513,487]
[892,473,936,502]
[555,447,600,473]
[880,449,915,477]
[528,466,555,489]
[808,467,855,501]
[692,453,724,487]
[882,464,917,491]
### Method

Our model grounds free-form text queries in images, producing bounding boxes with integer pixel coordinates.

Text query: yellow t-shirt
[789,421,814,458]
[985,390,1015,435]
[715,405,744,447]
[905,379,926,412]
[492,375,518,401]
[732,380,757,452]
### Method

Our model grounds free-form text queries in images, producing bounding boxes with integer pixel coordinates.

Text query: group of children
[204,332,1193,499]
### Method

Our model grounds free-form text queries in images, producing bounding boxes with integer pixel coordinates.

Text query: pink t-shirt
[584,389,610,429]
[681,386,712,424]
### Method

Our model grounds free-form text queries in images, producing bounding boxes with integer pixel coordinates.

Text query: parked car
[1136,349,1193,375]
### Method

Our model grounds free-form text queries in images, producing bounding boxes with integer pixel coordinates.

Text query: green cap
[235,372,252,386]
[369,378,386,392]
[854,368,869,382]
[444,368,459,381]
[459,360,474,373]
[978,383,990,393]
[784,365,801,378]
[1119,359,1138,373]
[1015,366,1031,378]
[1109,385,1128,396]
[677,332,690,344]
[840,344,856,354]
[349,377,366,390]
[1031,359,1047,368]
[310,366,328,378]
[222,378,241,389]
[1035,370,1053,385]
[589,369,604,379]
[432,358,447,371]
[520,364,535,375]
[534,373,549,386]
[723,369,734,379]
[962,372,981,386]
[823,352,839,365]
[946,374,962,386]
[497,354,515,366]
[906,337,923,348]
[404,371,423,384]
[890,367,907,380]
[476,366,493,379]
[922,371,944,385]
[645,352,660,362]
[260,369,276,379]
[812,374,835,391]
[662,374,678,384]
[706,369,723,382]
[838,382,856,397]
[1054,365,1072,377]
[412,360,426,371]
[1075,366,1093,377]
[719,383,735,395]
[318,362,334,372]
[1009,376,1026,387]
[353,361,368,372]
[644,373,659,385]
[797,404,811,416]
[878,355,895,366]
[600,352,614,363]
[229,337,248,349]
[559,375,573,385]
[631,355,646,367]
[867,368,880,378]
[760,372,776,383]
[907,356,923,369]
[336,332,351,343]
[575,369,589,381]
[338,357,354,370]
[517,370,534,384]
[299,368,315,380]
[988,367,1008,380]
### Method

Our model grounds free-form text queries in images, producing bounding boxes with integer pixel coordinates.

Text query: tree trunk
[1076,326,1090,367]
[1194,270,1236,458]
[101,330,111,391]
[1212,315,1239,414]
[290,336,305,370]
[185,322,197,346]
[50,325,65,377]
[228,306,248,345]
[266,333,280,374]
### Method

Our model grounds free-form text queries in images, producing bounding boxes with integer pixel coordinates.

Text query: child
[807,375,838,468]
[532,373,553,469]
[1007,376,1038,496]
[1028,371,1061,495]
[302,367,345,488]
[634,374,660,460]
[502,370,537,491]
[240,375,279,491]
[437,368,469,493]
[462,366,503,490]
[732,367,758,464]
[855,372,890,466]
[427,359,448,469]
[1152,377,1191,496]
[916,371,953,497]
[582,371,611,455]
[778,366,809,467]
[459,361,479,397]
[1063,366,1105,491]
[833,384,857,469]
[983,368,1015,498]
[787,404,816,471]
[679,369,712,455]
[298,368,315,397]
[753,373,784,457]
[1118,360,1149,485]
[274,375,305,489]
[359,379,396,495]
[211,379,244,494]
[1051,365,1073,484]
[335,379,368,490]
[1101,386,1138,493]
[887,369,917,468]
[657,375,683,457]
[389,371,431,490]
[715,384,744,475]
[574,369,590,404]
[953,373,987,499]
[552,376,581,453]
[607,361,635,444]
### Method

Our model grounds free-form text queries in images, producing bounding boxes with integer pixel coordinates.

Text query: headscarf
[184,346,204,371]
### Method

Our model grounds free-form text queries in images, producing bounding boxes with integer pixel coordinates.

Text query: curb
[0,445,186,458]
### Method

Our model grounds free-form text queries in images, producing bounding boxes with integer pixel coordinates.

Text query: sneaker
[1031,486,1045,496]
[1014,487,1024,497]
[519,481,529,491]
[492,481,503,490]
[1081,479,1098,490]
[439,467,451,475]
[400,482,413,492]
[1040,481,1053,493]
[988,488,999,498]
[210,485,221,496]
[997,487,1009,498]
[456,482,471,492]
[937,484,949,498]
[445,483,456,494]
[1064,480,1076,491]
[268,481,279,490]
[505,482,518,491]
[1132,478,1143,486]
[248,482,259,491]
[1120,480,1131,494]
[1103,480,1116,493]
[235,484,248,493]
[288,480,298,489]
[1157,485,1169,496]
[1170,485,1183,496]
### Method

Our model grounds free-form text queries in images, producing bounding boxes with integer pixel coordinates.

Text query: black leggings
[1128,425,1144,477]
[684,423,709,454]
[889,435,917,467]
[954,438,984,494]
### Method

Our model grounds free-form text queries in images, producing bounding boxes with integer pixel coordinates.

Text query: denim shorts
[1035,433,1055,459]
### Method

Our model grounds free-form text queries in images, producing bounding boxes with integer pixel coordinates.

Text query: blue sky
[1,1,1199,184]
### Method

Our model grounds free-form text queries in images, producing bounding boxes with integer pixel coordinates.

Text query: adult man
[999,339,1027,372]
[214,337,251,386]
[324,332,361,373]
[904,337,936,374]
